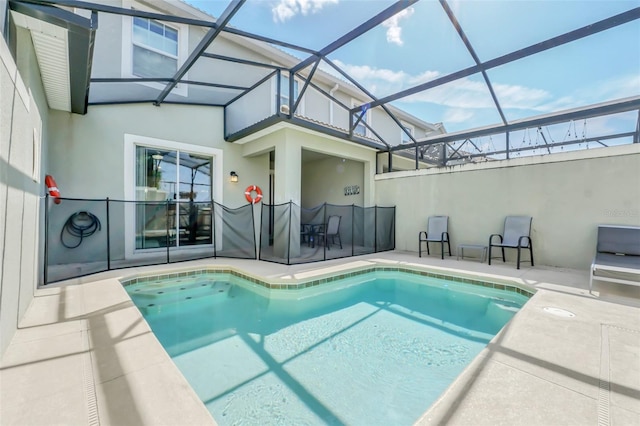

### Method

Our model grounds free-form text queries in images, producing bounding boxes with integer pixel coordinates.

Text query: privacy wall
[0,33,47,355]
[375,145,640,270]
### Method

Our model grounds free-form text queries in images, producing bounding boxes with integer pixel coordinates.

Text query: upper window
[132,17,178,78]
[121,1,188,96]
[352,101,369,136]
[401,123,414,144]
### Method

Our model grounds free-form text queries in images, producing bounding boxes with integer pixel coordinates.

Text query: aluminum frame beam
[362,7,640,111]
[439,0,507,125]
[291,0,418,74]
[389,97,640,152]
[18,0,317,54]
[154,0,245,105]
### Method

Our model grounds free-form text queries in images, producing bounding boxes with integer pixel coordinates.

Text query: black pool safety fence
[44,196,256,284]
[259,202,396,265]
[43,197,395,284]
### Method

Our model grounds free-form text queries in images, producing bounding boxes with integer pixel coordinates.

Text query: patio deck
[1,251,638,425]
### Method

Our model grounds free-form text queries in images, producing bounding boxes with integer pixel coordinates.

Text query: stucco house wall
[0,29,48,355]
[46,103,270,265]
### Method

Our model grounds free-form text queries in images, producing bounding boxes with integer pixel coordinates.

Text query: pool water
[126,271,527,425]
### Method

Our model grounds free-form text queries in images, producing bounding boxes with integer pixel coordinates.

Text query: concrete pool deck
[1,251,639,425]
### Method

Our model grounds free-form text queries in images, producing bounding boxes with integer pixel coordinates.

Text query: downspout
[329,83,339,125]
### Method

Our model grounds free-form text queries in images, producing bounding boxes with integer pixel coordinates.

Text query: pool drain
[543,307,575,317]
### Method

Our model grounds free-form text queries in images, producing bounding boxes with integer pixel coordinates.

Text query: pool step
[131,280,230,299]
[131,280,232,314]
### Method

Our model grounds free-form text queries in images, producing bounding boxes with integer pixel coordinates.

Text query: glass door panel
[177,151,213,246]
[135,147,177,249]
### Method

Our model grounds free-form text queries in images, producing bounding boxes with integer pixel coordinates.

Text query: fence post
[286,201,292,265]
[252,202,257,260]
[374,206,378,253]
[212,201,217,259]
[351,204,355,257]
[323,203,327,261]
[165,200,170,264]
[44,194,49,285]
[106,197,111,270]
[393,207,396,250]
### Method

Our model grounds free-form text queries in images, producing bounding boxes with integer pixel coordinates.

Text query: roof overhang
[9,0,96,114]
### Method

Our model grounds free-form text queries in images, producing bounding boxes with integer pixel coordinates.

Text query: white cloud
[536,74,640,113]
[332,60,552,110]
[443,108,474,123]
[382,7,414,46]
[330,61,639,124]
[272,0,339,23]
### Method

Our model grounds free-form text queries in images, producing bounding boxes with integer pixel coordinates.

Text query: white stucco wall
[0,31,48,356]
[241,125,377,207]
[375,144,640,270]
[46,103,269,264]
[302,156,364,208]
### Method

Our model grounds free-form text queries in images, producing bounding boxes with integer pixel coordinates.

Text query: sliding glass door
[135,146,212,249]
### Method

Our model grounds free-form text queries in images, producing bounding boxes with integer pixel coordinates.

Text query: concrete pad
[89,329,171,385]
[0,330,86,404]
[1,252,639,425]
[418,357,598,425]
[94,360,215,426]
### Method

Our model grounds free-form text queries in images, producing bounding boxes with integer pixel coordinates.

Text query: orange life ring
[244,185,263,204]
[45,174,61,204]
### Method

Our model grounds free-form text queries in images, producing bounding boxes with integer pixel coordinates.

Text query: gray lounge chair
[418,215,451,259]
[590,225,640,292]
[489,216,534,269]
[317,215,342,250]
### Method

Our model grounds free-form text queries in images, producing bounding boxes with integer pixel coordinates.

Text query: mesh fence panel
[46,198,109,283]
[259,202,293,263]
[354,206,376,256]
[213,202,256,259]
[260,202,396,265]
[45,198,394,280]
[376,206,396,252]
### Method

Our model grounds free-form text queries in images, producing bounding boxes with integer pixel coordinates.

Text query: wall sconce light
[230,171,239,183]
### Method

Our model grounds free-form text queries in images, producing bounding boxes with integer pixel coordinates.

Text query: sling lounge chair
[489,216,534,269]
[590,225,640,292]
[317,215,342,250]
[418,215,451,259]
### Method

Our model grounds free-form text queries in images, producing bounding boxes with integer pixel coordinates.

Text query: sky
[187,0,640,138]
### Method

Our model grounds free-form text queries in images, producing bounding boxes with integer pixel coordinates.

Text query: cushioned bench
[590,225,640,292]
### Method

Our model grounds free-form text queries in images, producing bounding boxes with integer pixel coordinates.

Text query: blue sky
[188,0,640,135]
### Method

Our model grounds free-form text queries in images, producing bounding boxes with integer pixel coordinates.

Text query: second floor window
[352,103,368,136]
[401,123,414,144]
[132,17,178,78]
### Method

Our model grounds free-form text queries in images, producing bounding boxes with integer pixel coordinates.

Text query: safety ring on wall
[45,174,62,204]
[244,185,263,204]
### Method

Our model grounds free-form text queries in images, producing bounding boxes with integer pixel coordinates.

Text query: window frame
[400,121,415,144]
[124,133,223,259]
[351,99,370,137]
[121,0,189,97]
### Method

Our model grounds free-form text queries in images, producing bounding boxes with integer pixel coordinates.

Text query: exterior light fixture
[230,171,238,183]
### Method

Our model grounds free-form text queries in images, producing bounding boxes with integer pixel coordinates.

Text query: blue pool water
[126,271,528,425]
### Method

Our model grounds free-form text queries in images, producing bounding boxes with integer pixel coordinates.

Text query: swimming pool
[125,268,531,425]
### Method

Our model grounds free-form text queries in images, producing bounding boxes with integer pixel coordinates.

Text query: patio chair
[589,225,640,292]
[418,215,451,259]
[317,215,342,250]
[300,223,311,246]
[489,216,534,269]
